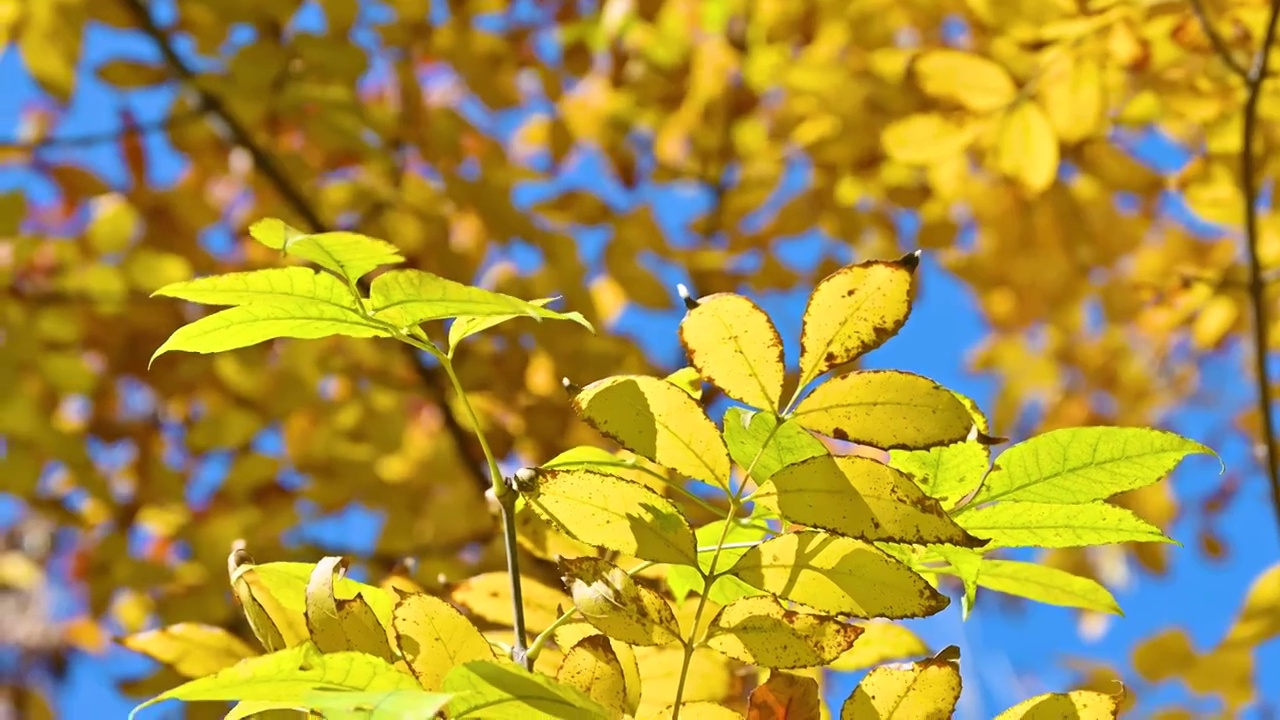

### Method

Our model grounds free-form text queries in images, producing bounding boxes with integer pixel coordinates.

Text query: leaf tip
[562,377,581,395]
[676,282,698,311]
[897,249,922,273]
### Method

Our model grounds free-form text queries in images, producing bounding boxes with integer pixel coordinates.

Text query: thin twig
[1191,0,1280,541]
[1186,0,1252,78]
[0,108,205,151]
[118,0,491,493]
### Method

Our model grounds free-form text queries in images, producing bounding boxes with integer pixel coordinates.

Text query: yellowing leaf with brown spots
[914,50,1017,112]
[561,557,681,646]
[994,690,1120,719]
[796,257,918,392]
[120,624,258,679]
[747,672,822,720]
[706,596,862,668]
[841,649,962,719]
[680,293,786,412]
[451,572,571,635]
[554,621,642,715]
[750,454,985,547]
[229,558,309,653]
[995,101,1059,195]
[634,646,735,718]
[830,621,930,672]
[644,702,743,719]
[572,375,731,489]
[881,114,981,165]
[305,556,395,662]
[522,467,697,566]
[791,371,975,450]
[392,589,494,691]
[728,531,949,618]
[556,635,629,718]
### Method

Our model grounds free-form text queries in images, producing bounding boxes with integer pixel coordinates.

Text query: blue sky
[2,3,1279,717]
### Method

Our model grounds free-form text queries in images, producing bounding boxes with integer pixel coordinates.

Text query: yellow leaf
[994,690,1120,719]
[514,498,600,562]
[643,702,742,719]
[750,454,985,547]
[881,114,979,165]
[392,589,495,691]
[913,49,1017,112]
[841,650,962,719]
[17,0,83,102]
[556,635,629,718]
[634,645,735,718]
[554,621,643,715]
[796,256,917,392]
[561,557,681,646]
[996,101,1060,194]
[791,371,975,450]
[304,557,395,661]
[748,672,822,720]
[706,596,862,669]
[228,557,309,653]
[829,621,929,672]
[120,623,258,679]
[1223,562,1280,648]
[728,531,949,618]
[86,193,141,253]
[95,58,170,87]
[1038,53,1105,143]
[572,375,731,489]
[522,467,697,566]
[452,572,570,634]
[680,292,786,412]
[1191,294,1240,351]
[665,367,704,400]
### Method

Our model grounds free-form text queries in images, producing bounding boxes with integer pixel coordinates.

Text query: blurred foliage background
[2,0,1280,716]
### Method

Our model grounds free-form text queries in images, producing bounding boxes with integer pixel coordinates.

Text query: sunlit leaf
[829,621,929,672]
[840,648,962,719]
[645,702,743,719]
[961,559,1122,615]
[442,660,609,719]
[521,467,697,566]
[367,268,593,332]
[555,635,628,717]
[994,690,1120,719]
[914,49,1017,112]
[791,371,975,450]
[451,573,570,635]
[304,556,395,661]
[881,114,980,165]
[994,100,1059,194]
[722,407,828,485]
[750,454,985,547]
[666,519,769,605]
[747,672,821,720]
[152,267,359,309]
[572,375,731,489]
[447,295,592,351]
[679,292,786,411]
[706,596,862,668]
[956,500,1174,548]
[392,589,494,691]
[250,219,404,281]
[120,623,257,679]
[971,427,1216,505]
[552,621,643,715]
[1222,562,1280,648]
[728,531,949,618]
[561,556,681,646]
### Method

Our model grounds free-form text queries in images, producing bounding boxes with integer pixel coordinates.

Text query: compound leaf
[840,648,962,719]
[723,408,828,485]
[250,219,404,281]
[956,501,1174,548]
[153,267,359,310]
[555,635,628,718]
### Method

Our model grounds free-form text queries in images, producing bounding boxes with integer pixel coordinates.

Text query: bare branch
[1186,0,1252,78]
[0,108,205,152]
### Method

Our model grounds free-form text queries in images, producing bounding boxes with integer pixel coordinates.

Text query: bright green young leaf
[448,297,591,353]
[250,219,404,281]
[790,371,975,450]
[994,690,1121,719]
[749,454,985,547]
[840,648,962,720]
[443,660,610,719]
[961,559,1122,615]
[666,519,769,605]
[392,589,495,691]
[555,635,629,718]
[705,596,862,668]
[128,642,428,719]
[889,389,993,509]
[153,267,359,309]
[934,546,981,619]
[723,407,828,485]
[665,366,704,400]
[521,467,697,566]
[150,301,390,367]
[304,557,395,661]
[370,268,593,331]
[957,501,1175,548]
[679,292,786,411]
[560,557,681,646]
[796,254,918,393]
[572,375,731,489]
[225,691,454,720]
[971,426,1216,504]
[728,531,950,618]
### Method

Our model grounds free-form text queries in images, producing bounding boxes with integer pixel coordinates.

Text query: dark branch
[118,0,493,493]
[0,107,205,151]
[1186,0,1252,78]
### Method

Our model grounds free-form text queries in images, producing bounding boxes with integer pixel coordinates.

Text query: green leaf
[560,557,681,646]
[370,268,593,331]
[934,546,981,620]
[790,370,976,451]
[250,219,404,281]
[443,660,610,719]
[959,559,1122,615]
[448,296,592,352]
[572,375,731,489]
[152,267,359,309]
[150,301,390,367]
[705,596,862,668]
[728,530,950,618]
[304,557,395,661]
[679,293,786,411]
[749,454,986,547]
[666,519,769,605]
[128,642,431,719]
[890,440,989,511]
[723,407,828,485]
[521,467,697,566]
[970,426,1216,504]
[225,691,454,720]
[957,501,1175,548]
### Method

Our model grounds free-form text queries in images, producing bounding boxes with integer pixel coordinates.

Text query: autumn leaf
[790,371,975,450]
[747,672,822,720]
[561,557,681,646]
[706,596,862,668]
[994,690,1120,719]
[680,292,787,411]
[304,556,395,661]
[555,635,629,717]
[120,624,258,679]
[913,49,1018,112]
[840,647,962,719]
[392,589,494,691]
[995,101,1060,194]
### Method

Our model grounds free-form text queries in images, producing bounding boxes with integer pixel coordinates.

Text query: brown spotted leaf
[706,596,863,668]
[560,557,681,646]
[680,293,786,412]
[304,556,395,662]
[841,647,962,719]
[791,371,974,450]
[556,635,629,718]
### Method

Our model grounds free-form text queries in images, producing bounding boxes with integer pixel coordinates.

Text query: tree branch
[0,108,205,151]
[1186,0,1252,79]
[1193,0,1280,542]
[118,0,492,493]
